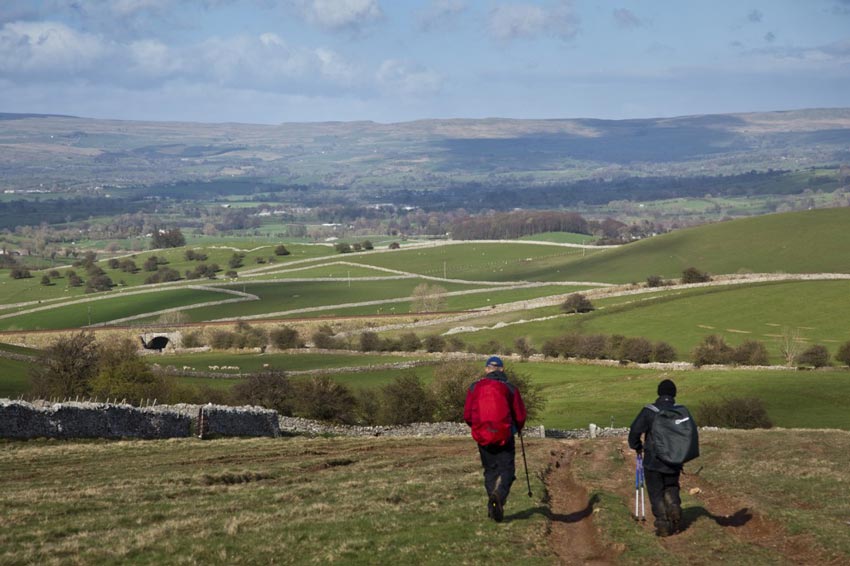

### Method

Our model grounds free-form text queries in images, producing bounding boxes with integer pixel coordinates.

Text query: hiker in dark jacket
[628,379,684,536]
[464,356,527,522]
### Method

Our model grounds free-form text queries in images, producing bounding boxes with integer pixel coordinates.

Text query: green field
[159,352,425,374]
[536,208,850,283]
[180,279,477,321]
[339,243,600,282]
[2,431,849,564]
[455,280,850,363]
[0,288,236,331]
[518,232,596,244]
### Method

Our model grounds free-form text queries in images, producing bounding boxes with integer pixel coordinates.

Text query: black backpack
[646,404,700,466]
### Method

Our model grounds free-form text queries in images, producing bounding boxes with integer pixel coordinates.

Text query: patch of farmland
[339,242,602,282]
[542,207,850,283]
[457,280,850,364]
[276,284,598,318]
[256,262,413,279]
[178,279,478,322]
[160,352,426,375]
[0,287,238,331]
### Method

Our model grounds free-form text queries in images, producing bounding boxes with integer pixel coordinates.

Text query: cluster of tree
[151,228,186,249]
[185,263,220,279]
[450,211,590,240]
[695,397,773,429]
[181,323,305,351]
[692,333,850,368]
[384,169,797,212]
[184,249,208,261]
[144,267,180,284]
[334,240,374,253]
[107,258,140,273]
[28,332,178,405]
[542,333,677,363]
[232,361,545,426]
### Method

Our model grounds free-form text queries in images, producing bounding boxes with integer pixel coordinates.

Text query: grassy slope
[2,432,848,565]
[546,207,850,283]
[0,288,233,331]
[458,280,850,363]
[573,431,850,564]
[0,437,552,565]
[340,243,597,282]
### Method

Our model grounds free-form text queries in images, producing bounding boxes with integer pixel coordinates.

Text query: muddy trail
[543,438,843,565]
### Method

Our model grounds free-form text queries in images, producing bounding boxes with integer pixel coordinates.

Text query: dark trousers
[644,469,681,529]
[478,438,516,503]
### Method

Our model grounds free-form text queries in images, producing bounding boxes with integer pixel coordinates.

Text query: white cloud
[488,1,579,42]
[128,39,183,78]
[295,0,383,33]
[0,21,109,75]
[376,59,442,95]
[190,33,360,91]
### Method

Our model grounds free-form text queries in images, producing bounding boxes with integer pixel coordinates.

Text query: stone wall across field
[0,399,192,439]
[0,400,281,440]
[3,398,629,441]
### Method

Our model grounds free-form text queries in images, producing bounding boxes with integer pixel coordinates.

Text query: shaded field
[0,288,235,331]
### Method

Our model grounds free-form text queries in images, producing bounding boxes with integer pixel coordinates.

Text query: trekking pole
[518,431,532,497]
[634,453,640,520]
[638,453,646,521]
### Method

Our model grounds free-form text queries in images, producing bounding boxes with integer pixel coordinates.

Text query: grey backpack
[646,404,700,466]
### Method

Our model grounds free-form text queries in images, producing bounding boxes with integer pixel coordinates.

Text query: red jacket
[464,372,527,446]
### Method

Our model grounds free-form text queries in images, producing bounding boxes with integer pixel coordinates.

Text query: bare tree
[779,327,805,366]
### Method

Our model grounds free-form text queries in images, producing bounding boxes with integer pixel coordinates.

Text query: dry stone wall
[0,400,280,440]
[0,399,191,439]
[3,399,621,441]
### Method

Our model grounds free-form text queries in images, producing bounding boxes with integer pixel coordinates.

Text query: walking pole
[518,431,532,497]
[634,453,640,520]
[638,453,646,521]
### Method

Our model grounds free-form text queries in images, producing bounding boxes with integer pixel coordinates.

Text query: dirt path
[545,441,621,565]
[546,438,844,565]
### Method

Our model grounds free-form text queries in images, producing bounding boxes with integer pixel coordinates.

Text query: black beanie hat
[657,379,677,397]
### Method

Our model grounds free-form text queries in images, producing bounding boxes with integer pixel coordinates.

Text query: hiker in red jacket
[464,356,527,522]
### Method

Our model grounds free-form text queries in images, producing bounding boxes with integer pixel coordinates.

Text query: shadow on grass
[682,506,753,531]
[505,494,600,523]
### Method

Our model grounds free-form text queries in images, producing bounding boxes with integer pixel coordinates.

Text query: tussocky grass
[569,431,850,564]
[0,436,554,566]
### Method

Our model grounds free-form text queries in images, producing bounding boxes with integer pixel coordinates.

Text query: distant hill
[0,108,848,199]
[550,207,850,283]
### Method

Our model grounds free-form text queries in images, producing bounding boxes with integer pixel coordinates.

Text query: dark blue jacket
[628,395,681,474]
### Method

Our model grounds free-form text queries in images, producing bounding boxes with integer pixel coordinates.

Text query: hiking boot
[663,492,682,533]
[488,492,504,523]
[654,520,673,537]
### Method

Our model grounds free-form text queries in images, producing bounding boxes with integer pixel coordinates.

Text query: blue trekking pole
[634,453,646,521]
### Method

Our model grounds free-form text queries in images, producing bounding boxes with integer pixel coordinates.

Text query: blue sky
[0,0,848,124]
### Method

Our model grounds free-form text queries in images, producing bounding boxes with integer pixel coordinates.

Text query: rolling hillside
[540,207,850,283]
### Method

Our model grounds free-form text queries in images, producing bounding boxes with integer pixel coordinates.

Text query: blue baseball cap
[485,356,504,367]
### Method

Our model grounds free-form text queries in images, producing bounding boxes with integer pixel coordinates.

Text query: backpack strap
[645,404,660,413]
